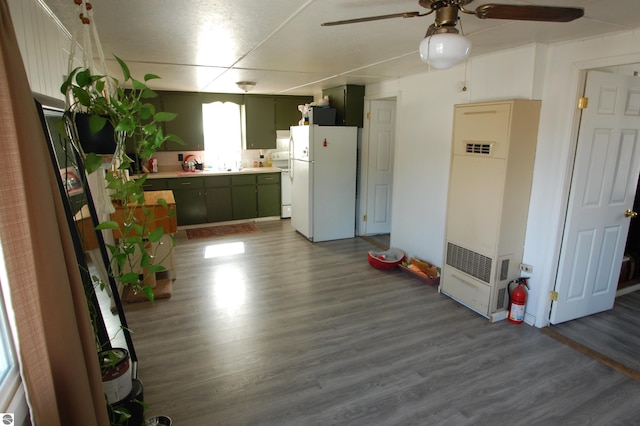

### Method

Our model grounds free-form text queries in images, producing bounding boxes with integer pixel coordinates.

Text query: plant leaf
[132,79,146,90]
[71,86,91,106]
[148,226,164,243]
[141,285,155,303]
[154,111,177,123]
[75,69,92,88]
[144,73,161,82]
[119,272,140,284]
[60,68,79,94]
[141,88,158,99]
[115,55,131,81]
[84,152,103,174]
[148,264,166,274]
[89,114,107,134]
[95,221,120,230]
[165,133,185,145]
[140,251,151,268]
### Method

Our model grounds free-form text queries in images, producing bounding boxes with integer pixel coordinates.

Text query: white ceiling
[41,0,640,95]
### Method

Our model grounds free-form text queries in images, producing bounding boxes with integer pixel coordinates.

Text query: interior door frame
[548,61,640,325]
[357,97,398,236]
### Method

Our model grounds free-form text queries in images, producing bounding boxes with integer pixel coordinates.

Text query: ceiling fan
[322,1,584,69]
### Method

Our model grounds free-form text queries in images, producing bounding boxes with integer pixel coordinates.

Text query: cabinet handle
[263,177,274,181]
[180,181,192,185]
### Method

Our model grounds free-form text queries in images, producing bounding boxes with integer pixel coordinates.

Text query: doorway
[357,99,397,238]
[617,173,640,295]
[550,69,640,324]
[548,65,640,378]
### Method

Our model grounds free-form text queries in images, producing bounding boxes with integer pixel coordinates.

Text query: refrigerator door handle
[289,135,294,181]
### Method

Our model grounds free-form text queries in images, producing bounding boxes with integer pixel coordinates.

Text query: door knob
[625,209,638,218]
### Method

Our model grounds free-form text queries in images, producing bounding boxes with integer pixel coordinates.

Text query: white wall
[367,32,640,327]
[368,45,542,269]
[8,0,71,101]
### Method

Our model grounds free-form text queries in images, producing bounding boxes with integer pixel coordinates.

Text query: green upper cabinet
[322,85,365,127]
[161,92,204,151]
[275,95,313,130]
[244,95,276,150]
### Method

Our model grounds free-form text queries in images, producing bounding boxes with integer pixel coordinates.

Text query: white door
[550,70,640,324]
[364,100,396,235]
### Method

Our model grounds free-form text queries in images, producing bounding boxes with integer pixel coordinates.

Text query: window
[202,102,243,171]
[0,239,28,423]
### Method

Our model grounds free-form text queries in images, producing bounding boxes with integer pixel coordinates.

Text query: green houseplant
[60,56,181,425]
[61,55,182,301]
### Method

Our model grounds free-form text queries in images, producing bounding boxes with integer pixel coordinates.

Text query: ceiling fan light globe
[419,33,471,70]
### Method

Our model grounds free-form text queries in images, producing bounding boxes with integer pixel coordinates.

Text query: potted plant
[60,56,181,425]
[61,55,182,300]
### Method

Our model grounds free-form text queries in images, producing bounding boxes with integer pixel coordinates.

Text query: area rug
[186,223,261,240]
[122,279,172,303]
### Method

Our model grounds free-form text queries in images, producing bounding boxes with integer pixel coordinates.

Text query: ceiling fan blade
[474,4,584,22]
[321,11,424,26]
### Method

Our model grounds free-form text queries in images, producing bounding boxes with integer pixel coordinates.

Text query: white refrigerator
[290,125,358,242]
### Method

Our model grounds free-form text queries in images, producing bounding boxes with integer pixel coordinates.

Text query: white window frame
[0,239,30,425]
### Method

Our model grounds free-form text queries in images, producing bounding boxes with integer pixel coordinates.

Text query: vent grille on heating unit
[465,143,492,155]
[446,243,493,283]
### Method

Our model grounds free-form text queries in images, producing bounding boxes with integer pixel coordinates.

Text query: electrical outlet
[178,153,184,161]
[520,263,533,273]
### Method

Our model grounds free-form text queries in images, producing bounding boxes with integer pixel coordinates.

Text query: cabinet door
[257,184,280,217]
[275,96,313,130]
[168,178,207,225]
[245,96,276,149]
[232,186,257,219]
[162,92,204,151]
[206,187,233,222]
[322,85,364,127]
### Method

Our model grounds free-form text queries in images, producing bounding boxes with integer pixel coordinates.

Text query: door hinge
[578,97,589,109]
[367,112,371,120]
[363,214,367,222]
[549,291,558,301]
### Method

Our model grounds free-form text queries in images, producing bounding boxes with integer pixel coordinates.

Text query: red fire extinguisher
[508,277,529,324]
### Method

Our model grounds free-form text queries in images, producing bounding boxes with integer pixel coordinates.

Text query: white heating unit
[439,100,541,319]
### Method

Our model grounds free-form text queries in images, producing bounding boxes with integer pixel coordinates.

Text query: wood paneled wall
[8,0,71,100]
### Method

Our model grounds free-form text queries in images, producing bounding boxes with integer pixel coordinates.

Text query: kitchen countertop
[137,167,283,179]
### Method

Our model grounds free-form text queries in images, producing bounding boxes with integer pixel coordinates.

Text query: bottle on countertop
[266,154,272,167]
[259,154,264,167]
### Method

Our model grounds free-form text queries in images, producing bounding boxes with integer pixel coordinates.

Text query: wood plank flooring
[119,220,640,425]
[546,291,640,375]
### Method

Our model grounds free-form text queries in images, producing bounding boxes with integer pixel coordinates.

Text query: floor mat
[186,223,261,240]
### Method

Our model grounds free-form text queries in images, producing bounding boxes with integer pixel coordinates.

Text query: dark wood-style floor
[119,220,640,425]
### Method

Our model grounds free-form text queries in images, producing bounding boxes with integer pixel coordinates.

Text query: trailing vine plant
[61,56,183,303]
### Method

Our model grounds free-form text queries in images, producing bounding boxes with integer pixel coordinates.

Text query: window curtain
[0,1,108,424]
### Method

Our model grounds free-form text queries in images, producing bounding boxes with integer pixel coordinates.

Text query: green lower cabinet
[232,185,258,220]
[257,184,280,217]
[206,187,233,222]
[141,178,168,191]
[257,173,281,217]
[168,178,207,226]
[165,173,280,225]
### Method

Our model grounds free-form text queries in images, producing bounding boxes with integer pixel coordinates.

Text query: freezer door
[291,126,310,161]
[291,158,312,239]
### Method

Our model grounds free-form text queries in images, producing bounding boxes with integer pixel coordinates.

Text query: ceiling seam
[200,0,317,91]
